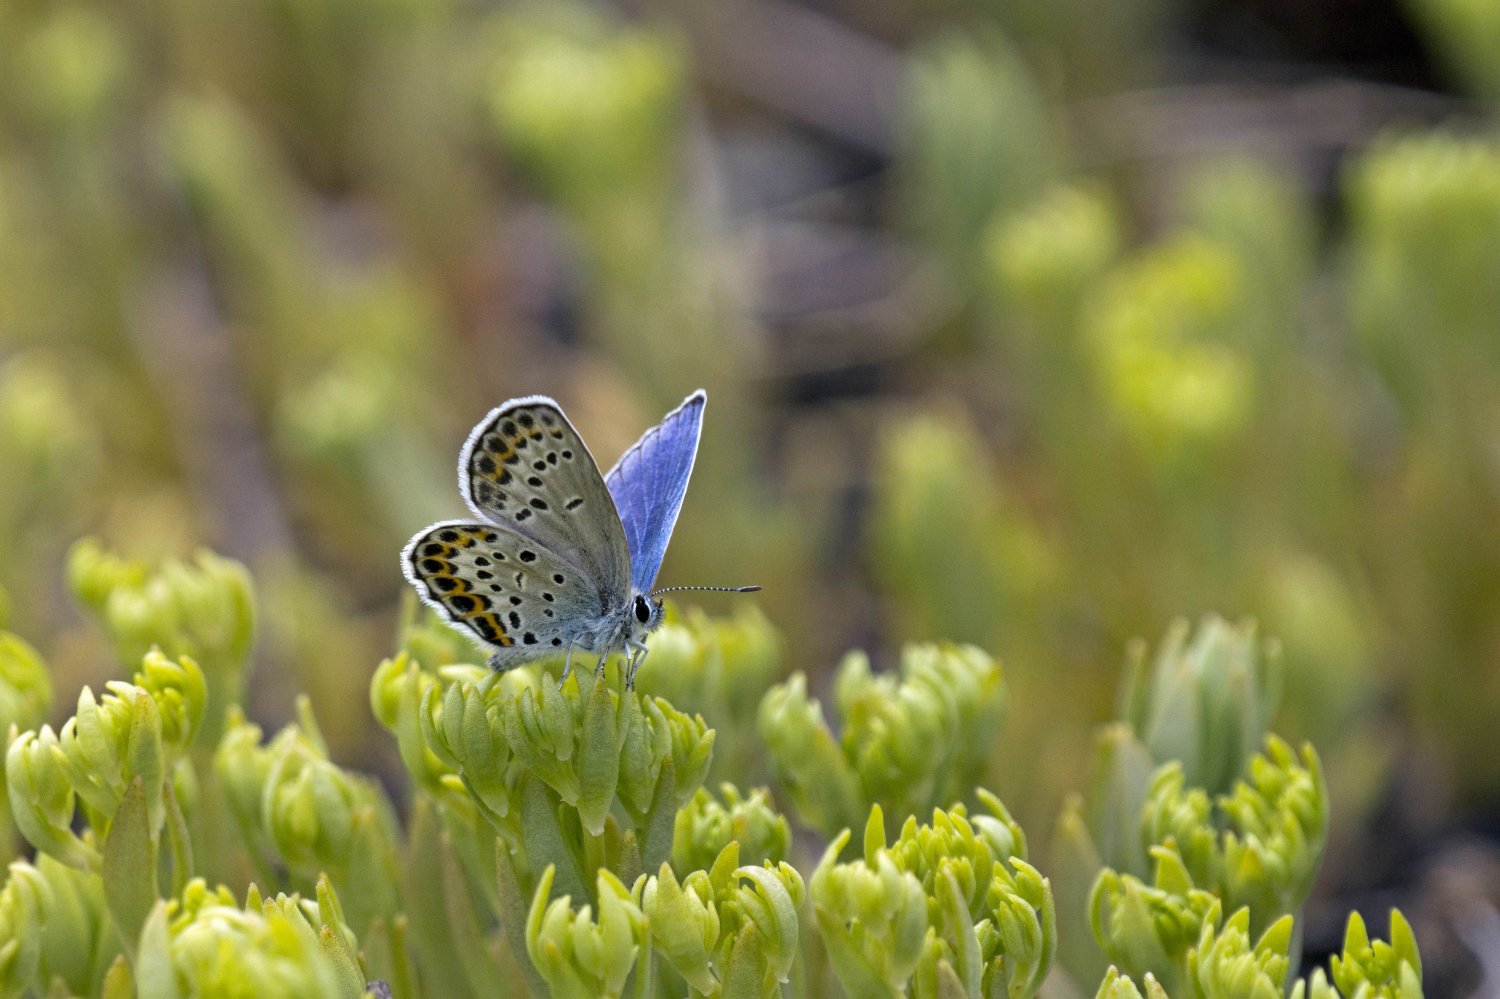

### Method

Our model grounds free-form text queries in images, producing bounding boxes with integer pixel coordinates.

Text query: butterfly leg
[559,644,575,682]
[594,649,610,678]
[624,642,650,690]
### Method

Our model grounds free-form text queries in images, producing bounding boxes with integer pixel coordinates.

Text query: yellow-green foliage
[0,548,1427,996]
[0,0,1486,991]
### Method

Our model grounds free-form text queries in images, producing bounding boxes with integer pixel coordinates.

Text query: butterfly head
[631,592,664,633]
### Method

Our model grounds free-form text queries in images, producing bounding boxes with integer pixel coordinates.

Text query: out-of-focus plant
[1178,159,1314,356]
[1253,552,1379,786]
[0,355,101,632]
[870,412,1060,652]
[1084,235,1254,465]
[1347,133,1500,407]
[483,5,727,401]
[13,7,130,131]
[810,796,1053,998]
[161,90,451,563]
[1343,131,1500,802]
[759,642,1005,839]
[0,633,51,738]
[987,182,1124,343]
[1404,0,1500,107]
[900,32,1061,293]
[486,8,686,227]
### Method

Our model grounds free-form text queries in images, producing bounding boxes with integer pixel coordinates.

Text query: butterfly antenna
[650,584,762,596]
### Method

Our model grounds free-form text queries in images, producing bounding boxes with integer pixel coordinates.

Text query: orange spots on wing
[469,611,508,645]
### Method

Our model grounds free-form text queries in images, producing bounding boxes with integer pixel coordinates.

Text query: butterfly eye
[633,595,652,624]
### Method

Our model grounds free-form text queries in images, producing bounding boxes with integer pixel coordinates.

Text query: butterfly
[402,389,756,686]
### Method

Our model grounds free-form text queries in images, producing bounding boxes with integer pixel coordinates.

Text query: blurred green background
[1,0,1498,989]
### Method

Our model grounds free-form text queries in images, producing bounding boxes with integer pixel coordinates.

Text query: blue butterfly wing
[604,390,706,593]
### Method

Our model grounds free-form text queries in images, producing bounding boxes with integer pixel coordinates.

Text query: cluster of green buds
[1299,910,1424,999]
[524,840,804,999]
[8,657,204,858]
[1054,616,1281,982]
[634,605,782,783]
[370,652,519,997]
[527,867,646,998]
[392,659,715,975]
[1140,737,1326,930]
[0,853,119,996]
[1095,906,1422,999]
[215,700,402,943]
[759,642,1004,839]
[810,794,1053,998]
[2,651,215,965]
[425,666,711,873]
[1089,737,1327,990]
[671,784,789,876]
[642,843,803,998]
[126,876,369,998]
[1096,965,1168,999]
[68,539,254,745]
[0,627,50,726]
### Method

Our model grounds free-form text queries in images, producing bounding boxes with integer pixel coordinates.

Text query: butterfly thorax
[557,590,662,655]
